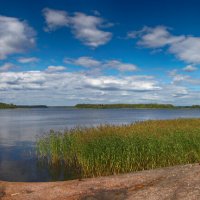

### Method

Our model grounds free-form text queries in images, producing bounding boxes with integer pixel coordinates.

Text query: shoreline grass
[36,118,200,178]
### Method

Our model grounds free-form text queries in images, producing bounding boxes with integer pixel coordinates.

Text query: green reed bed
[36,118,200,178]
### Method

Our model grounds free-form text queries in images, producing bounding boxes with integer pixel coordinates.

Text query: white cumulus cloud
[104,60,138,71]
[129,26,184,48]
[65,56,101,68]
[130,25,200,64]
[43,8,70,31]
[42,8,112,47]
[46,65,66,72]
[0,63,15,71]
[0,71,160,105]
[183,65,198,72]
[169,37,200,64]
[0,15,36,60]
[169,69,200,85]
[0,70,199,105]
[18,57,39,63]
[64,56,138,72]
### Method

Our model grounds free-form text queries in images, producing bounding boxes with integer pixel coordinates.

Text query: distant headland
[0,102,17,109]
[0,102,48,109]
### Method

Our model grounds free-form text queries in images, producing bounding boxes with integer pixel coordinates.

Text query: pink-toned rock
[1,164,200,200]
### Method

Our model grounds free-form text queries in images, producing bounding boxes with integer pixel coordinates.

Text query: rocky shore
[1,164,200,200]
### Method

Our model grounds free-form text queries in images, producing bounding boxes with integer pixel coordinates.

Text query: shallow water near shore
[0,107,200,181]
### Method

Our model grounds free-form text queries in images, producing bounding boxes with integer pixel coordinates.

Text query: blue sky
[0,0,200,105]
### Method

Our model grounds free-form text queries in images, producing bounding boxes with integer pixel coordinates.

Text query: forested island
[75,104,200,109]
[17,105,48,108]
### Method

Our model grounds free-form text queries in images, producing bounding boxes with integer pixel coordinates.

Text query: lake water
[0,107,200,181]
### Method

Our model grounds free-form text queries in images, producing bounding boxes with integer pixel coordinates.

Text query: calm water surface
[0,107,200,181]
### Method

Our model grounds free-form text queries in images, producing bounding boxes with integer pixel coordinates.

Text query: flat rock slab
[1,164,200,200]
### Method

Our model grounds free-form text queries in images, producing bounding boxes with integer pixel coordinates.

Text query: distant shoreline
[1,102,200,109]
